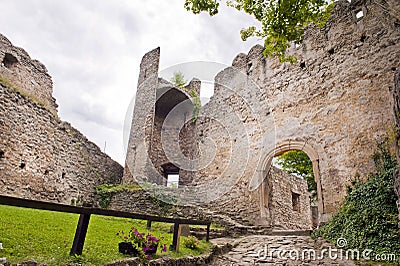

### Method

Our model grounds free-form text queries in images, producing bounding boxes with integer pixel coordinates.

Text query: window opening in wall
[162,163,180,188]
[273,149,318,221]
[273,150,317,203]
[0,150,4,158]
[292,192,301,212]
[167,174,179,188]
[247,62,253,75]
[200,81,215,106]
[19,162,26,169]
[2,53,18,68]
[356,10,364,20]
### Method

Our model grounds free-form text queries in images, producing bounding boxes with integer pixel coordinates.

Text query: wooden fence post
[70,213,91,256]
[170,223,181,252]
[146,220,152,230]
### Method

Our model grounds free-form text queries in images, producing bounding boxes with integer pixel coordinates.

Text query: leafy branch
[184,0,334,63]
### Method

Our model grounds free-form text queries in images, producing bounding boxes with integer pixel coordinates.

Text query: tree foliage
[171,71,187,88]
[276,150,317,194]
[313,143,400,261]
[184,0,334,62]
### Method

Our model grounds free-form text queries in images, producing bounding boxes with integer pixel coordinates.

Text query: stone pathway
[210,235,357,265]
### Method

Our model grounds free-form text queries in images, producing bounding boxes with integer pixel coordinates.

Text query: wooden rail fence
[0,195,211,255]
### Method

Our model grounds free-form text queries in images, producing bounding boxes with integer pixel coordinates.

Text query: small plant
[95,183,142,208]
[0,76,54,115]
[312,141,400,263]
[70,254,88,264]
[189,89,201,123]
[169,72,202,123]
[117,227,167,262]
[170,71,187,88]
[183,235,200,250]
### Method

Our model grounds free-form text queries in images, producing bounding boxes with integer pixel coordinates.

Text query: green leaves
[170,71,201,123]
[184,0,334,63]
[184,0,220,15]
[313,143,400,261]
[171,71,187,88]
[189,89,201,123]
[275,150,317,194]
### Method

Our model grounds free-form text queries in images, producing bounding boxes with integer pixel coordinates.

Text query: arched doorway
[258,140,324,227]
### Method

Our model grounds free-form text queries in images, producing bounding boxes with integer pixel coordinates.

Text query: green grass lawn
[0,205,212,265]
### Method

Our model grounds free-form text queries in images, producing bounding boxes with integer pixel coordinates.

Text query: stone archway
[258,140,324,226]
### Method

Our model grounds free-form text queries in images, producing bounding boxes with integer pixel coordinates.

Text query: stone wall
[124,48,160,184]
[110,167,311,230]
[0,83,123,204]
[148,80,198,186]
[195,0,400,221]
[0,35,123,205]
[121,0,400,228]
[198,167,311,230]
[0,34,57,115]
[269,168,311,230]
[125,72,200,187]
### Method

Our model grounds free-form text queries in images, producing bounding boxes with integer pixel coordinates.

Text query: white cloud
[0,0,262,164]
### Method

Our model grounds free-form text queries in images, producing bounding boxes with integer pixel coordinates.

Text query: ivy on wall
[312,142,400,262]
[95,183,177,215]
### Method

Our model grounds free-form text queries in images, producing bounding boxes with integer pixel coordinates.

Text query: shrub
[183,235,200,250]
[117,227,167,262]
[312,142,400,262]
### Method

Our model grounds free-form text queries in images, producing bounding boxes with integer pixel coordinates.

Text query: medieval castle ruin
[1,0,399,231]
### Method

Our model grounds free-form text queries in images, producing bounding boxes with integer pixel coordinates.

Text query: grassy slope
[0,205,212,265]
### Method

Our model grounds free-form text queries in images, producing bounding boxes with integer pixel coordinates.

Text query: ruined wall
[0,36,123,205]
[196,0,400,221]
[124,48,160,184]
[120,0,400,227]
[124,53,201,186]
[0,34,57,114]
[148,80,198,186]
[110,167,311,230]
[0,84,123,204]
[269,168,311,230]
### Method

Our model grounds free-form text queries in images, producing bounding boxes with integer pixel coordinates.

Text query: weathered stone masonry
[0,0,398,232]
[118,46,312,230]
[118,0,400,229]
[0,34,123,205]
[0,34,57,114]
[196,0,400,224]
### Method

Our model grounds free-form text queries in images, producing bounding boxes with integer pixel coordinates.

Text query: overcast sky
[0,0,262,164]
